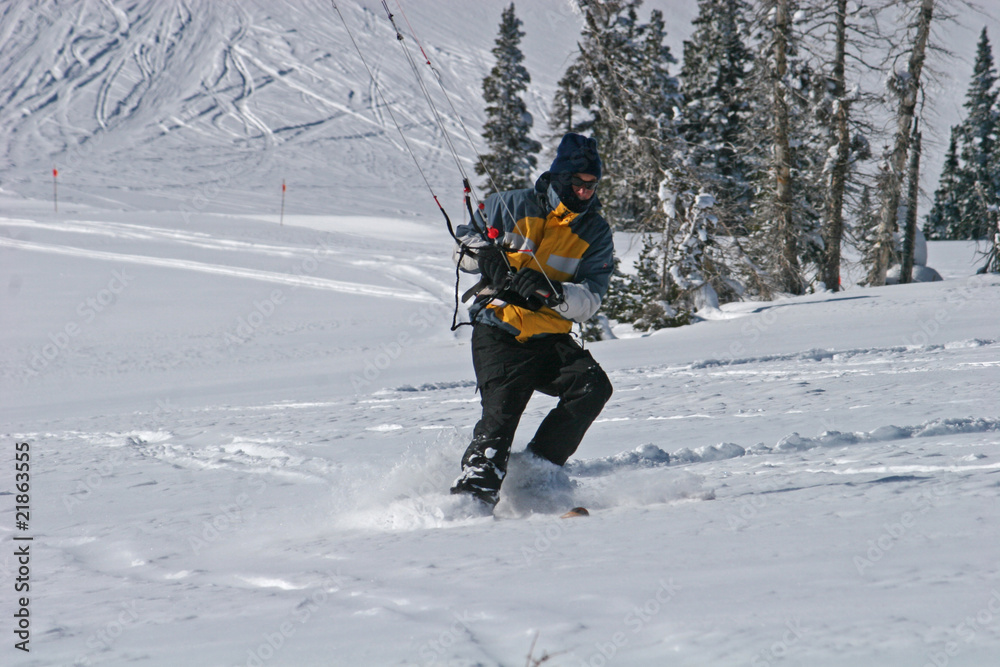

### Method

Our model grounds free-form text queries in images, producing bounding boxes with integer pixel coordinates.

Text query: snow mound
[566,443,672,476]
[330,440,716,527]
[886,264,943,283]
[671,442,746,463]
[943,338,995,349]
[767,417,1000,453]
[394,381,478,392]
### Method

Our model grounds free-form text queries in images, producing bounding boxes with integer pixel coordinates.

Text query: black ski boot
[450,453,504,509]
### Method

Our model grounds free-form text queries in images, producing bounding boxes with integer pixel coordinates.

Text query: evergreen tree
[566,0,728,332]
[661,180,740,307]
[477,3,541,195]
[680,0,754,220]
[605,234,691,332]
[813,0,858,292]
[922,28,998,241]
[956,27,999,239]
[859,150,896,276]
[549,60,596,137]
[572,0,683,230]
[854,183,880,265]
[574,0,763,331]
[741,0,827,296]
[924,130,962,240]
[602,256,645,328]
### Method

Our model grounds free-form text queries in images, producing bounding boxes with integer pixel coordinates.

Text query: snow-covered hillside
[2,2,1000,666]
[2,0,996,219]
[0,0,687,219]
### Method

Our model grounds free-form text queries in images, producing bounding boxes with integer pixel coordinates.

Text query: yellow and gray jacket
[455,174,615,342]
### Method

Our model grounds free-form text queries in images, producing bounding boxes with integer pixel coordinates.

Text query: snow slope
[2,2,1000,666]
[2,193,1000,666]
[0,0,687,219]
[3,0,996,219]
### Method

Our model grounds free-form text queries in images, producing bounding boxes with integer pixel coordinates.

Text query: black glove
[476,244,511,287]
[509,268,564,308]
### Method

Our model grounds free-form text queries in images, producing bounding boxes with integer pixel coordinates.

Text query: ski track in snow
[14,386,999,531]
[2,199,997,667]
[2,1,1000,663]
[0,234,440,303]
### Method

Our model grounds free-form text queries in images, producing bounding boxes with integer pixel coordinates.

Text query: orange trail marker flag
[52,167,58,213]
[280,180,286,226]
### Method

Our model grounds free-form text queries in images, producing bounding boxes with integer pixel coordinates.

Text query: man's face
[571,173,599,201]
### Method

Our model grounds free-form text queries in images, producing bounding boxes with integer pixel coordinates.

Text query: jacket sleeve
[452,210,490,274]
[553,282,603,322]
[552,222,614,323]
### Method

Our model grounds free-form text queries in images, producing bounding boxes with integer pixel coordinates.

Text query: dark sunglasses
[570,176,599,191]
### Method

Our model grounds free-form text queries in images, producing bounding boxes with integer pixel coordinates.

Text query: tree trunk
[821,0,850,292]
[900,121,922,283]
[772,0,802,294]
[868,0,934,286]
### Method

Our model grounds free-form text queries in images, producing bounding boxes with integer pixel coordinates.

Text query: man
[450,133,615,509]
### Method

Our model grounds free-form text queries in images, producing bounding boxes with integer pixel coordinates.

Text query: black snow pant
[458,323,613,493]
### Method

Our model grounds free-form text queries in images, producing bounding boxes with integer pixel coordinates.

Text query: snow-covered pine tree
[658,175,741,312]
[680,0,754,222]
[549,60,596,137]
[853,183,880,267]
[859,147,896,276]
[979,201,1000,273]
[784,0,883,292]
[601,255,646,330]
[476,3,541,196]
[953,27,999,240]
[741,0,828,297]
[814,0,854,292]
[569,0,732,332]
[924,130,963,240]
[573,0,683,231]
[610,233,692,331]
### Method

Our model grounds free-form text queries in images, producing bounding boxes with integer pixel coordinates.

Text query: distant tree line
[476,0,1000,338]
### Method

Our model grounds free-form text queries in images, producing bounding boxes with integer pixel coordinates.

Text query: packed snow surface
[2,1,1000,666]
[3,195,999,667]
